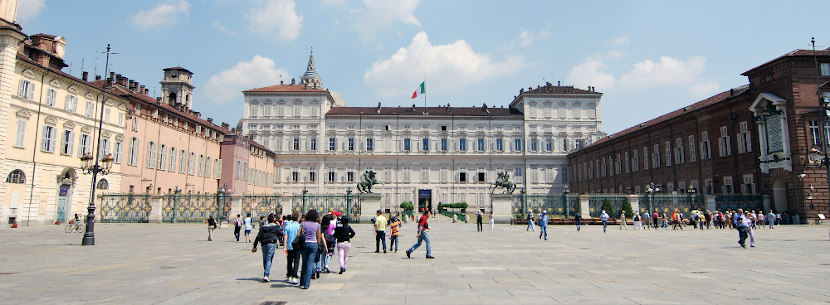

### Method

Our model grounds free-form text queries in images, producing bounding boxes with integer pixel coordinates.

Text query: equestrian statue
[491,171,516,194]
[357,169,383,193]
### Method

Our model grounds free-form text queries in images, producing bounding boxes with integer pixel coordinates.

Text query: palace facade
[241,51,606,212]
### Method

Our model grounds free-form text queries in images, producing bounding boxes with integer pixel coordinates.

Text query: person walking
[207,215,217,241]
[575,212,582,231]
[374,210,388,253]
[476,210,483,232]
[233,214,243,241]
[539,211,548,240]
[652,211,660,229]
[600,210,610,233]
[488,212,495,231]
[747,212,757,247]
[768,210,775,229]
[620,210,628,230]
[252,214,282,283]
[735,209,749,248]
[526,211,535,231]
[406,210,434,259]
[244,213,253,243]
[389,215,401,253]
[298,210,326,289]
[643,211,651,230]
[317,215,335,274]
[283,214,301,285]
[333,216,356,274]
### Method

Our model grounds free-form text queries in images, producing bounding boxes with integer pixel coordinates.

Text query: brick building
[568,48,830,223]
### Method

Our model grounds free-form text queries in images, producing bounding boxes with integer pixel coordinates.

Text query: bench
[817,214,826,225]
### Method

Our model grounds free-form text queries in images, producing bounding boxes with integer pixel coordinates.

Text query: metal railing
[162,194,218,223]
[714,194,763,212]
[588,195,628,217]
[639,194,705,215]
[99,194,152,223]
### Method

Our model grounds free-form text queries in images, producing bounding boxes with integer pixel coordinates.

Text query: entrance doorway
[418,189,432,213]
[772,178,787,213]
[57,184,70,222]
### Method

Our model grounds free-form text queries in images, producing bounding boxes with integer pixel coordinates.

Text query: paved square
[1,218,829,304]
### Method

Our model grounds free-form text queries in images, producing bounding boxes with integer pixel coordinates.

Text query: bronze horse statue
[491,171,516,194]
[357,170,383,193]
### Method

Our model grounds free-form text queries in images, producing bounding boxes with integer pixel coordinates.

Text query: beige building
[219,132,277,195]
[1,11,128,225]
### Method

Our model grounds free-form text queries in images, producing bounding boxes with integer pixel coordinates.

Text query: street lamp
[217,183,230,222]
[302,187,308,213]
[688,186,697,212]
[646,182,660,216]
[563,184,570,218]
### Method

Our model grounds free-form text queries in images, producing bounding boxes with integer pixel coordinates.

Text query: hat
[542,211,547,214]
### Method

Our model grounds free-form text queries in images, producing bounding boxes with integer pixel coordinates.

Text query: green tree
[621,199,634,218]
[600,199,613,217]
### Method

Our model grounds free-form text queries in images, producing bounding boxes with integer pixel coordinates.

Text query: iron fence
[162,194,219,223]
[588,195,628,217]
[715,195,763,212]
[99,194,152,223]
[638,194,705,215]
[510,194,579,218]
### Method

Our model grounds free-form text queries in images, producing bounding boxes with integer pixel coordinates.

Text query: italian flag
[411,81,425,99]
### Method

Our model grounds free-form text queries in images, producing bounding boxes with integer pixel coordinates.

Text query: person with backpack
[575,212,582,231]
[317,215,336,275]
[252,214,283,283]
[233,214,242,241]
[538,211,548,240]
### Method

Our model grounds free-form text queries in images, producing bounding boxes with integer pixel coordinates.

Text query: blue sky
[15,0,830,134]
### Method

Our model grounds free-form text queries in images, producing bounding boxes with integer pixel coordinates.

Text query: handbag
[292,227,305,250]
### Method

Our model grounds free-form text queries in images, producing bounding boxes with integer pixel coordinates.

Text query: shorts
[244,230,251,236]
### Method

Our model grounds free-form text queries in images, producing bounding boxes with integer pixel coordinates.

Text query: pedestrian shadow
[269,282,296,288]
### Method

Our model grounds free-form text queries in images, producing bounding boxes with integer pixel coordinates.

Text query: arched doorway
[772,178,787,213]
[56,168,77,223]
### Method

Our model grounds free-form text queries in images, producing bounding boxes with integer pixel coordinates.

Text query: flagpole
[423,73,427,109]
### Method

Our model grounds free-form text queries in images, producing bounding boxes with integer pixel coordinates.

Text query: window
[441,138,448,151]
[643,146,649,170]
[624,151,630,173]
[179,150,187,173]
[99,138,110,161]
[146,142,156,168]
[264,105,271,116]
[328,168,335,182]
[236,161,241,179]
[459,172,467,182]
[822,63,830,76]
[249,104,258,116]
[496,138,504,151]
[18,79,34,100]
[158,144,167,170]
[689,135,696,162]
[530,138,538,151]
[14,119,26,148]
[114,141,122,164]
[41,125,56,153]
[85,100,95,118]
[293,137,301,151]
[737,121,752,153]
[652,144,660,168]
[665,141,672,167]
[128,138,139,166]
[478,172,486,183]
[718,127,731,157]
[515,139,522,151]
[292,171,299,182]
[675,138,684,164]
[309,167,316,182]
[310,138,317,151]
[562,138,568,151]
[723,176,734,194]
[45,88,56,106]
[458,138,466,151]
[477,138,485,151]
[189,152,196,175]
[421,167,429,182]
[366,138,374,151]
[6,169,25,184]
[403,138,411,151]
[198,155,205,177]
[705,179,714,195]
[700,132,711,160]
[167,147,175,169]
[810,120,822,146]
[422,137,429,151]
[545,138,552,152]
[64,95,78,112]
[347,171,355,182]
[632,150,639,172]
[743,175,755,194]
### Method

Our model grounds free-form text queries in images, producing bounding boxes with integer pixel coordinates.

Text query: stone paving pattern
[1,217,829,304]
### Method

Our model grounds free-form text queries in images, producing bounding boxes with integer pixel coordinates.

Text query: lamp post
[217,183,230,222]
[646,182,660,215]
[302,187,308,213]
[563,184,570,218]
[173,186,181,223]
[688,186,697,212]
[79,152,114,245]
[346,187,352,219]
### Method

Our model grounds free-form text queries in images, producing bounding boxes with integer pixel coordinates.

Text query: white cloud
[202,55,290,105]
[16,0,46,23]
[517,29,551,47]
[352,0,421,40]
[619,56,706,88]
[247,0,303,42]
[565,51,622,90]
[212,20,236,36]
[322,0,346,5]
[363,31,524,99]
[609,34,630,46]
[688,81,719,97]
[131,0,190,29]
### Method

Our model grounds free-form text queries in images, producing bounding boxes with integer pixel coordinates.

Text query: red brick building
[568,48,830,223]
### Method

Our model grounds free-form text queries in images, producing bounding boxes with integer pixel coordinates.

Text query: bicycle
[65,220,84,233]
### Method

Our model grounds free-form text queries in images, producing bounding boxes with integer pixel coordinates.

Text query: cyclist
[72,214,81,230]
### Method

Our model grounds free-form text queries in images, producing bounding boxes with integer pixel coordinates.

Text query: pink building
[220,131,277,195]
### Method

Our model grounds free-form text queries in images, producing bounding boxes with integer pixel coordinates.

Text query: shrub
[600,199,613,216]
[620,199,634,218]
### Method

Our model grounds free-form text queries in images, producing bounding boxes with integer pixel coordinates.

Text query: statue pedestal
[359,193,382,224]
[490,194,513,224]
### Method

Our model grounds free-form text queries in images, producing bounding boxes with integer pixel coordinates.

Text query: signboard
[59,184,70,196]
[418,189,431,198]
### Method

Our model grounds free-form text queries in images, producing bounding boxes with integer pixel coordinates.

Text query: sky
[14,0,830,134]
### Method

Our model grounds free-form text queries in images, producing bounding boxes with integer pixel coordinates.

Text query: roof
[325,105,521,117]
[243,84,329,93]
[584,85,750,149]
[163,66,192,74]
[510,83,602,106]
[742,48,830,75]
[88,79,230,135]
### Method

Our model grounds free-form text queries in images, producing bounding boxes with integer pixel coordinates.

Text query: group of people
[609,209,780,231]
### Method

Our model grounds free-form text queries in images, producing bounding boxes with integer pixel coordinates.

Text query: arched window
[96,178,109,190]
[168,92,177,104]
[6,169,25,184]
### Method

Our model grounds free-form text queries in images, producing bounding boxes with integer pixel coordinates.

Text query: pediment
[49,79,61,88]
[749,93,786,114]
[63,121,76,129]
[15,109,32,118]
[21,69,35,79]
[44,115,57,125]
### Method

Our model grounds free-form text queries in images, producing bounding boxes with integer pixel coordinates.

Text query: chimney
[221,122,230,130]
[139,85,146,95]
[82,71,88,81]
[95,75,101,80]
[207,118,213,124]
[557,81,560,86]
[129,80,137,91]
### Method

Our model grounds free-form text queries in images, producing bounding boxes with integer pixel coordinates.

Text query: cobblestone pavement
[1,218,829,304]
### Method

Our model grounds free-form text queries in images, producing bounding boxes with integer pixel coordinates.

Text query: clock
[55,44,65,58]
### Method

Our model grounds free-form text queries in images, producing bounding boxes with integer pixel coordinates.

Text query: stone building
[568,48,830,222]
[240,50,605,213]
[219,131,277,195]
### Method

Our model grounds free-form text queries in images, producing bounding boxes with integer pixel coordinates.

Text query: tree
[600,199,613,217]
[621,199,634,218]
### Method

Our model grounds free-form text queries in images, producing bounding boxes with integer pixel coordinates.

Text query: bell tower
[0,0,19,24]
[160,67,195,110]
[300,47,323,89]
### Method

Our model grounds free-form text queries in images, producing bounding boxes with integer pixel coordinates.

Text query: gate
[639,194,704,215]
[163,194,219,223]
[241,195,285,218]
[287,193,361,222]
[99,194,151,223]
[588,195,628,217]
[512,194,579,218]
[715,195,763,212]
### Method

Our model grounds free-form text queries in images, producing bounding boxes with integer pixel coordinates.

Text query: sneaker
[339,268,345,274]
[406,250,411,258]
[263,276,269,283]
[741,244,746,248]
[374,250,380,253]
[292,277,299,284]
[384,250,387,253]
[426,255,435,259]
